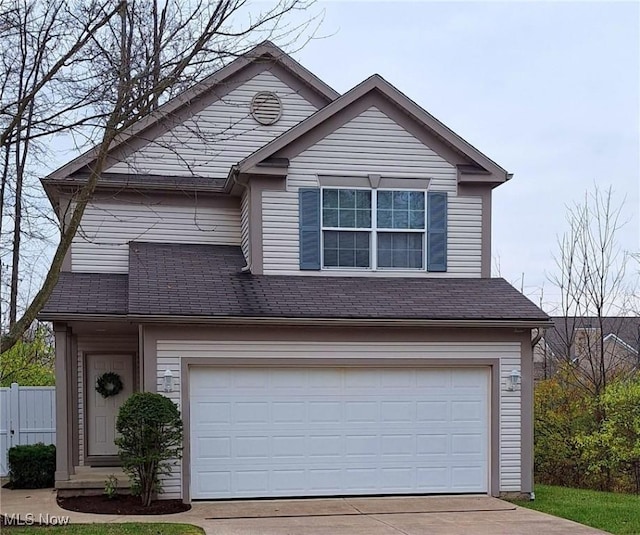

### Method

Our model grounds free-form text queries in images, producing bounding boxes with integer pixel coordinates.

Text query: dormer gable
[234,74,510,188]
[232,75,511,277]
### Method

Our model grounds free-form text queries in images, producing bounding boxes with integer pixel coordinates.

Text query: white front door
[86,354,134,457]
[190,366,490,499]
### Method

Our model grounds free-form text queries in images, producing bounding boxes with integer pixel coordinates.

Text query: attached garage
[189,366,490,499]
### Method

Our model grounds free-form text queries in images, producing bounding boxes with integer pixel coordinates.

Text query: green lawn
[512,485,640,535]
[3,523,203,534]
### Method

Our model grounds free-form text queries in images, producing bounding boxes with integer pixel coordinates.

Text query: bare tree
[547,185,636,396]
[1,1,123,330]
[1,0,317,352]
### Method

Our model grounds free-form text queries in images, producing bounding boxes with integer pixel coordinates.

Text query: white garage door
[190,366,489,499]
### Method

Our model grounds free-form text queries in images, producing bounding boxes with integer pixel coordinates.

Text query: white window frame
[320,187,427,271]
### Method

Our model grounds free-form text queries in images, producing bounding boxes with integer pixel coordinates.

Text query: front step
[56,467,131,497]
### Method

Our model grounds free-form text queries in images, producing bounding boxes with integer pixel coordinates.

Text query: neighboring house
[534,316,640,381]
[39,42,549,502]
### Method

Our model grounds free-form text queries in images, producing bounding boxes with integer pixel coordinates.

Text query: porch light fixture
[163,369,174,393]
[507,369,521,391]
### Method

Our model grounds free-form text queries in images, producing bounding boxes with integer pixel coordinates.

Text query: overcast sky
[290,1,639,311]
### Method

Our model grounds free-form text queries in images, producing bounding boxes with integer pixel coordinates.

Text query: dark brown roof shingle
[41,243,549,323]
[41,272,128,315]
[127,243,548,321]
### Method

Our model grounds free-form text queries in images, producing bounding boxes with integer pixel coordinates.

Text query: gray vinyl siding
[500,352,523,491]
[448,196,482,273]
[263,191,299,271]
[72,201,241,273]
[262,106,482,276]
[156,339,523,499]
[106,71,319,178]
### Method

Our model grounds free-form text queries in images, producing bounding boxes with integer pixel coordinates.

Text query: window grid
[320,187,427,270]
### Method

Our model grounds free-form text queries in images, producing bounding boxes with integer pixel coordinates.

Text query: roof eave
[38,312,552,329]
[41,175,229,198]
[38,312,129,322]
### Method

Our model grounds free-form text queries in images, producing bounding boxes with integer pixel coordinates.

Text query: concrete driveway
[0,488,609,534]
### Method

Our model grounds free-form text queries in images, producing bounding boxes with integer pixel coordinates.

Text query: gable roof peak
[44,40,339,183]
[239,72,509,184]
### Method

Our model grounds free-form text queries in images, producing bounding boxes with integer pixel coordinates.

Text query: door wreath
[96,372,124,398]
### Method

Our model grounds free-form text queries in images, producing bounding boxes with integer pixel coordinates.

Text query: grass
[3,523,204,534]
[512,484,640,535]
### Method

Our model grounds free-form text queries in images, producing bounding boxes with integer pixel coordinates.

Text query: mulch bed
[57,494,190,515]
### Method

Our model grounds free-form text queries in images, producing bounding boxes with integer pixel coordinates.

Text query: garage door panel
[191,368,232,391]
[272,435,305,458]
[380,401,414,423]
[417,400,449,422]
[309,468,342,491]
[415,369,451,388]
[236,436,272,458]
[417,434,448,455]
[452,369,487,389]
[346,401,378,423]
[192,401,231,425]
[309,401,341,423]
[190,366,489,499]
[194,464,488,498]
[452,466,485,489]
[236,470,268,493]
[308,369,342,388]
[194,470,232,494]
[380,369,416,388]
[346,434,378,457]
[234,369,268,388]
[197,437,231,459]
[417,467,449,489]
[235,402,269,424]
[452,400,483,421]
[309,434,341,457]
[272,401,306,423]
[452,433,484,454]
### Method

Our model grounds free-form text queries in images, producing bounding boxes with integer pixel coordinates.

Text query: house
[39,41,550,502]
[534,316,640,381]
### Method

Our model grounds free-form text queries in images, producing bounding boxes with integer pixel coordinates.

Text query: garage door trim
[180,357,501,501]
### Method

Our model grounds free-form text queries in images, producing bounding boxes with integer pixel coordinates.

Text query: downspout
[529,325,544,502]
[531,327,544,376]
[230,165,251,273]
[531,327,543,349]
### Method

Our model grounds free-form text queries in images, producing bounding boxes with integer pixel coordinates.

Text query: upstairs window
[321,188,426,270]
[298,187,446,272]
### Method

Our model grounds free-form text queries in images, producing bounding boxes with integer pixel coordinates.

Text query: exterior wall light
[507,369,521,391]
[163,369,174,393]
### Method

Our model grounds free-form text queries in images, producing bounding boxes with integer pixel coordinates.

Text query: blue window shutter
[427,191,447,272]
[299,188,321,270]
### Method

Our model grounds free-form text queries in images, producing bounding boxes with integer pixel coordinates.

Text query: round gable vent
[250,91,282,125]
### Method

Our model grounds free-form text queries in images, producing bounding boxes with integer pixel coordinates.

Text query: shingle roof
[41,272,128,315]
[41,243,549,323]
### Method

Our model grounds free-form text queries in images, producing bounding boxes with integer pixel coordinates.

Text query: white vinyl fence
[0,383,56,476]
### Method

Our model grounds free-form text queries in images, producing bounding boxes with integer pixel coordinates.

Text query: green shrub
[104,473,119,499]
[535,374,640,493]
[579,379,640,493]
[534,376,597,488]
[116,392,183,507]
[8,443,56,488]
